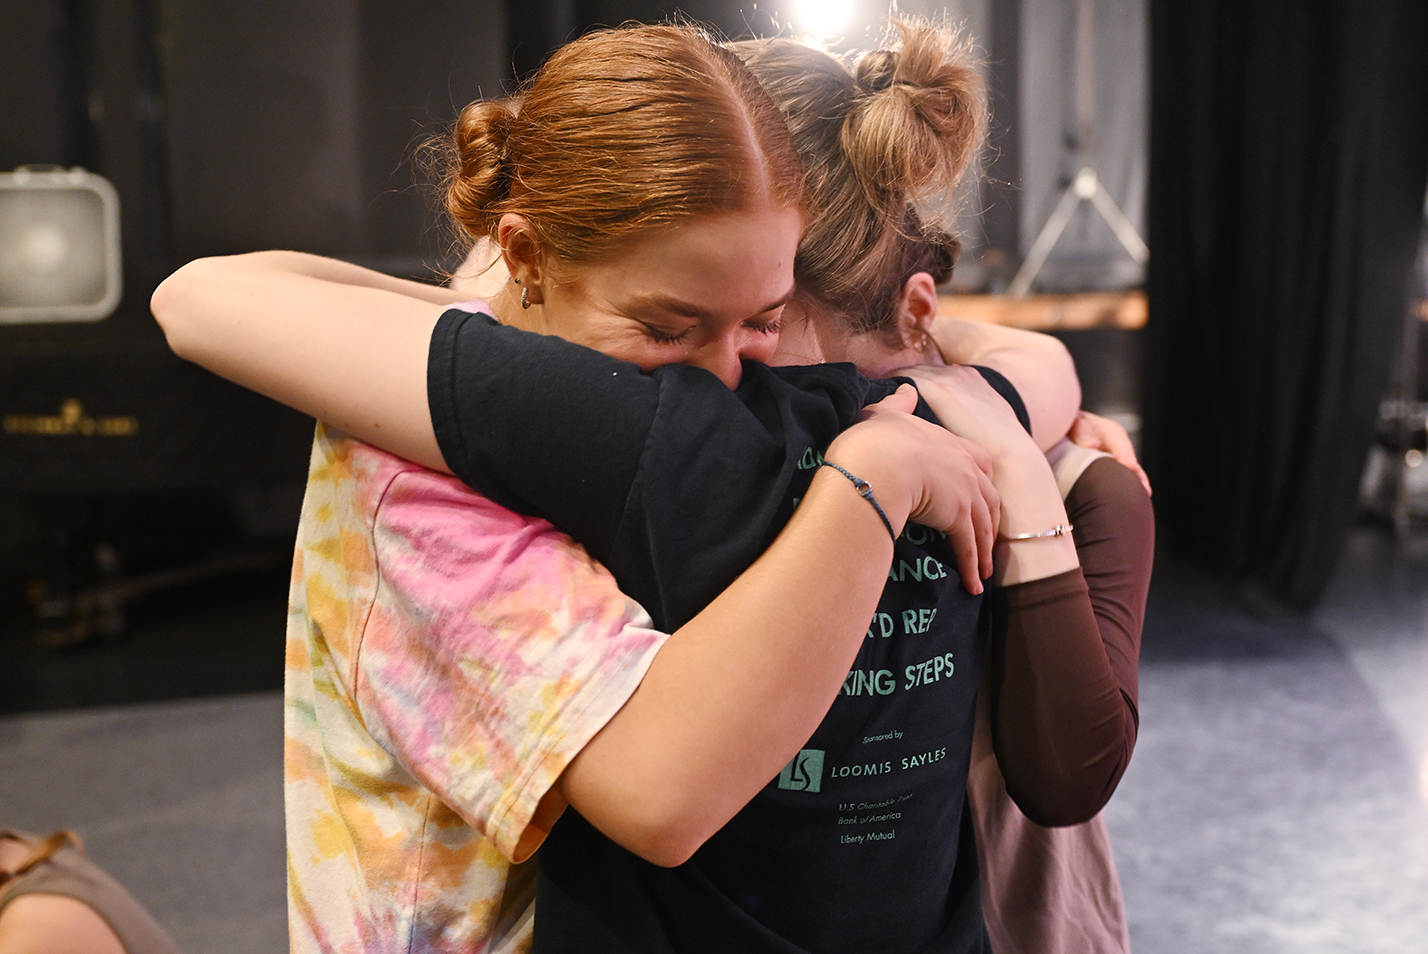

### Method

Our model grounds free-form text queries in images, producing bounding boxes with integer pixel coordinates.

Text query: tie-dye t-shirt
[284,422,667,954]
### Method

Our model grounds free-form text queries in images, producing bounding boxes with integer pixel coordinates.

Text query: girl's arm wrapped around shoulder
[987,456,1154,825]
[152,251,460,471]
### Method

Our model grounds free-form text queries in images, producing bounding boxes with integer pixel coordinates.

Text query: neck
[847,337,947,378]
[488,285,546,332]
[773,300,947,377]
[770,311,832,366]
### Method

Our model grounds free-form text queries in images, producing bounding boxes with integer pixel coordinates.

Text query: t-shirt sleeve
[353,467,669,861]
[986,457,1154,826]
[427,308,662,561]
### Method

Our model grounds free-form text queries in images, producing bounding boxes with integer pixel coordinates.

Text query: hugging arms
[152,20,1151,954]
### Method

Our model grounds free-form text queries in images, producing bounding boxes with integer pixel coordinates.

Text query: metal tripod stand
[1008,0,1148,297]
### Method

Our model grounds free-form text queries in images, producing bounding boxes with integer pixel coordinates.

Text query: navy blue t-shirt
[428,309,1029,954]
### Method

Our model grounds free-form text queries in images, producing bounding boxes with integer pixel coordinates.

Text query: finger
[977,473,1000,582]
[959,435,996,480]
[1101,428,1136,467]
[1134,463,1153,497]
[861,382,919,419]
[948,518,983,596]
[888,382,919,411]
[1095,423,1152,495]
[1068,413,1097,448]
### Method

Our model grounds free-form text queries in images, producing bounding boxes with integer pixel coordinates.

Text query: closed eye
[639,321,693,344]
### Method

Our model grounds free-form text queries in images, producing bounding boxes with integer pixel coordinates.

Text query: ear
[497,213,547,305]
[895,272,940,353]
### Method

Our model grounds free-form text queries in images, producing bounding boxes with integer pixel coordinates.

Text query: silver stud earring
[521,287,530,309]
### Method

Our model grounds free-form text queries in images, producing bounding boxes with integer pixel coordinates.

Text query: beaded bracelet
[820,461,897,542]
[1004,523,1073,541]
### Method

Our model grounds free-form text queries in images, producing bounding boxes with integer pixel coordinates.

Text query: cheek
[596,336,678,372]
[548,307,657,366]
[745,331,780,363]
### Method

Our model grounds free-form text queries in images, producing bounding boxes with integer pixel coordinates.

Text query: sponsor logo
[777,748,825,792]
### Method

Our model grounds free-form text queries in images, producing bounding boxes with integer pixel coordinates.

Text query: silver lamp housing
[0,166,122,323]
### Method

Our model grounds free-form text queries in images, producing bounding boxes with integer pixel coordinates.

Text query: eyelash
[641,316,782,345]
[643,325,692,344]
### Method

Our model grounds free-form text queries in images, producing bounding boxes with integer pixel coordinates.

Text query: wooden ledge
[938,290,1148,330]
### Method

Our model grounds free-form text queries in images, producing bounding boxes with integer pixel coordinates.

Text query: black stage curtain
[1143,0,1428,608]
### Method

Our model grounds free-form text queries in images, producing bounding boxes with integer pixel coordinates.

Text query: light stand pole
[1007,0,1148,297]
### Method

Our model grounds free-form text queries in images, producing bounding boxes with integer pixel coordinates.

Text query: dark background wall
[0,0,515,586]
[3,0,1423,663]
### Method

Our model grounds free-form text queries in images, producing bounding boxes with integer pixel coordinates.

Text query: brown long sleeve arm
[987,457,1155,826]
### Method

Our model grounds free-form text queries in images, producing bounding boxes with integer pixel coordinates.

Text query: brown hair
[437,24,805,276]
[732,20,987,338]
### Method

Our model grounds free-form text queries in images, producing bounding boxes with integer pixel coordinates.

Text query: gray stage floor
[0,693,286,954]
[2,528,1425,953]
[1106,529,1428,953]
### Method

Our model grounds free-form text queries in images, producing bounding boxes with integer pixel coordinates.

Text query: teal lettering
[843,669,897,696]
[904,652,956,689]
[865,612,895,639]
[830,761,894,778]
[889,555,948,582]
[901,607,937,635]
[900,747,949,770]
[797,446,825,471]
[900,523,947,546]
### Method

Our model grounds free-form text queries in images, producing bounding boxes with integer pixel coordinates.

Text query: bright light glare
[20,224,69,273]
[792,0,855,34]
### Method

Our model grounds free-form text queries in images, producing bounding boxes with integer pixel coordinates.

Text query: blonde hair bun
[845,19,987,218]
[730,19,985,337]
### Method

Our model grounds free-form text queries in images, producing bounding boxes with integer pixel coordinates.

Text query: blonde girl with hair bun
[513,21,1143,954]
[733,20,1152,954]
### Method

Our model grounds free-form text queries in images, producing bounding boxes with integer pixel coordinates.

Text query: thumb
[867,382,919,415]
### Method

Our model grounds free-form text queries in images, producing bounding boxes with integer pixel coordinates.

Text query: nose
[690,348,742,389]
[686,324,781,389]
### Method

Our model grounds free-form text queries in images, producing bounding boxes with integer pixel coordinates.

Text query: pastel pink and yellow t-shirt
[284,422,667,953]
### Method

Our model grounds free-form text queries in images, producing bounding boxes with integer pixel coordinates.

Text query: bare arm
[556,386,1001,866]
[927,315,1081,453]
[899,364,1078,586]
[155,254,1004,862]
[152,251,461,471]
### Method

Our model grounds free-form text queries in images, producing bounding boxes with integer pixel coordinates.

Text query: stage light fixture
[0,166,122,323]
[790,0,855,35]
